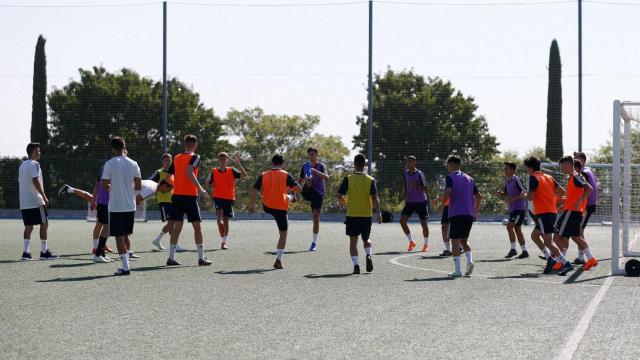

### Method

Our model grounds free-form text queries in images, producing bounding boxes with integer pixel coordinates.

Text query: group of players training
[17,134,599,277]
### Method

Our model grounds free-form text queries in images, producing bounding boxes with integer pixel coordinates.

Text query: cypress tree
[31,35,48,145]
[546,39,563,161]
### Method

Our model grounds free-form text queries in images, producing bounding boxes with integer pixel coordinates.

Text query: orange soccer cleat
[552,261,563,271]
[422,244,429,253]
[583,257,599,271]
[408,240,417,252]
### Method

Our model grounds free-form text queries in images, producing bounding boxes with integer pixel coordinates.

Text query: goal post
[612,100,640,275]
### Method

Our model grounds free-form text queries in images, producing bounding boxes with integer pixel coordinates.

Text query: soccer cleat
[583,258,598,271]
[57,184,70,197]
[198,258,212,266]
[365,255,373,272]
[552,262,563,271]
[449,270,463,278]
[465,262,475,276]
[39,250,58,260]
[166,258,181,266]
[421,244,429,252]
[128,252,140,259]
[104,245,113,253]
[573,258,585,265]
[273,259,283,270]
[152,238,165,251]
[516,250,529,259]
[221,242,228,250]
[309,242,317,252]
[21,252,33,261]
[439,250,453,257]
[353,265,361,274]
[505,249,518,258]
[543,257,557,274]
[113,268,130,276]
[175,245,188,253]
[102,255,114,263]
[558,262,575,276]
[408,240,417,252]
[92,255,110,263]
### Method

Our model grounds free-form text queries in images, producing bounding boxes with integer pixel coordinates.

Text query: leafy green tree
[31,35,48,146]
[546,39,563,161]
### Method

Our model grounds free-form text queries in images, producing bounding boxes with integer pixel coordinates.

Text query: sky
[1,0,640,159]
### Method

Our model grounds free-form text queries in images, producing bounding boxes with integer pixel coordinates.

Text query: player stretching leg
[399,156,430,252]
[298,147,329,252]
[498,162,529,259]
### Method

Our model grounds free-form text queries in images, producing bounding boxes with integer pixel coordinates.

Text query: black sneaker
[365,255,373,272]
[39,250,58,260]
[57,184,70,197]
[505,249,518,258]
[353,265,361,274]
[21,252,32,261]
[114,268,130,276]
[516,250,530,259]
[128,252,140,259]
[543,257,557,274]
[166,258,181,266]
[538,255,547,260]
[198,258,212,266]
[439,250,453,257]
[558,262,575,276]
[573,258,585,265]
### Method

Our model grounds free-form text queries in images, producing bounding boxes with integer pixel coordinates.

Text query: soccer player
[205,152,247,250]
[497,162,529,259]
[523,156,572,274]
[165,134,212,267]
[573,151,599,265]
[431,195,453,256]
[399,156,430,252]
[442,156,481,278]
[552,156,598,275]
[249,154,301,269]
[338,154,382,274]
[148,153,177,251]
[298,147,329,251]
[101,137,141,276]
[18,142,57,260]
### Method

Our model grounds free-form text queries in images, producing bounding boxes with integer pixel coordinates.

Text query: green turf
[0,219,638,359]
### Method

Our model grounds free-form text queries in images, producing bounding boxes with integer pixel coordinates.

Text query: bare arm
[371,194,382,224]
[442,188,452,202]
[249,188,258,212]
[32,178,48,206]
[234,156,248,178]
[101,179,110,191]
[474,192,482,219]
[311,167,329,181]
[187,165,207,196]
[134,177,142,191]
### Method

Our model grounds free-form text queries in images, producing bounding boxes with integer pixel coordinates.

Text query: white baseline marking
[558,275,614,360]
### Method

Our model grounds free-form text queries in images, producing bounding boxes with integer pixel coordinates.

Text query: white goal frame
[611,100,640,275]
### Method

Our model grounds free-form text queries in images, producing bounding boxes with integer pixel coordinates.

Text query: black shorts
[582,205,596,229]
[96,204,109,224]
[301,186,324,211]
[508,210,526,226]
[213,198,235,218]
[109,211,134,237]
[21,206,48,226]
[556,211,583,238]
[441,206,449,224]
[449,215,474,239]
[172,195,201,223]
[345,216,372,240]
[263,204,288,231]
[402,201,429,220]
[159,202,176,222]
[534,212,556,235]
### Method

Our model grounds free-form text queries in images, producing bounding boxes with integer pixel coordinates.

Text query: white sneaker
[152,237,165,251]
[93,255,110,263]
[103,255,114,263]
[175,245,188,253]
[465,262,475,276]
[449,270,463,278]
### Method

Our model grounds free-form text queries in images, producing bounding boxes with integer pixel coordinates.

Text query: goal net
[612,100,640,275]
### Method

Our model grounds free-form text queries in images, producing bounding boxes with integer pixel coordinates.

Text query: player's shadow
[0,260,24,264]
[420,255,448,260]
[405,277,456,282]
[263,251,308,255]
[476,259,512,263]
[215,269,275,275]
[374,251,404,256]
[36,275,113,282]
[49,262,95,268]
[304,273,358,279]
[489,273,542,280]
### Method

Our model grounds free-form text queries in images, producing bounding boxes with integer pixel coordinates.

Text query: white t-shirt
[139,180,158,200]
[102,155,141,212]
[18,159,45,209]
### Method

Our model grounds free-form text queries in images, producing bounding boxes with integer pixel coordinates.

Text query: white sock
[445,242,452,252]
[23,239,30,253]
[365,246,372,256]
[561,249,567,256]
[543,249,551,259]
[351,256,359,266]
[510,242,516,250]
[197,244,205,260]
[40,240,47,253]
[66,186,76,193]
[521,245,527,252]
[120,253,130,271]
[578,251,585,260]
[169,244,177,260]
[423,237,429,245]
[465,251,473,264]
[454,256,461,273]
[406,233,413,242]
[276,249,284,260]
[154,232,165,242]
[93,239,99,248]
[583,248,594,260]
[312,234,318,243]
[557,254,569,264]
[223,235,228,243]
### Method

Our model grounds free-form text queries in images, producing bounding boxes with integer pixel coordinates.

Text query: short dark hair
[573,151,587,163]
[161,153,172,160]
[407,155,417,161]
[111,137,125,151]
[574,159,583,170]
[503,162,517,171]
[26,143,40,156]
[559,155,574,165]
[307,147,318,154]
[218,152,229,158]
[446,155,461,166]
[184,134,197,145]
[523,156,541,171]
[271,154,285,165]
[354,154,366,167]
